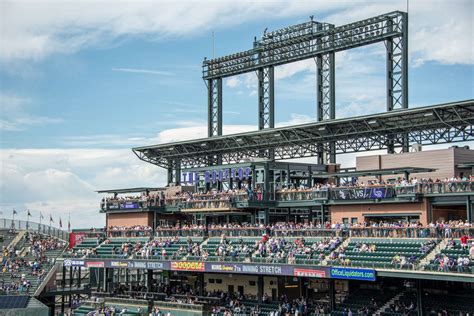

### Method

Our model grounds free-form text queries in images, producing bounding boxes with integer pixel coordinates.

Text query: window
[249,280,256,286]
[351,218,358,225]
[342,218,349,224]
[208,279,215,284]
[216,279,222,284]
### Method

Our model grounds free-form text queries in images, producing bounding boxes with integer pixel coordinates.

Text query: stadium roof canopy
[96,187,166,194]
[316,167,436,178]
[133,99,474,169]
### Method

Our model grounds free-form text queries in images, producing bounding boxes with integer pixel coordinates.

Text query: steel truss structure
[133,100,474,169]
[202,11,408,145]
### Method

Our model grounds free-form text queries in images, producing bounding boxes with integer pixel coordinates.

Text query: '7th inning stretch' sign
[181,167,252,185]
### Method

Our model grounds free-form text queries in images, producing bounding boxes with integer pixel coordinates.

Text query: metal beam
[203,11,406,79]
[133,100,474,169]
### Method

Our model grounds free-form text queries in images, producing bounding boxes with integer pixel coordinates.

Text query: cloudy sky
[0,0,473,228]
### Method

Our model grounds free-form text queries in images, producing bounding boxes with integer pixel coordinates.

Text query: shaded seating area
[333,288,397,315]
[423,293,474,315]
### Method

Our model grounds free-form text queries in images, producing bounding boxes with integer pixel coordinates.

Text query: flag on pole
[27,210,32,217]
[49,215,54,223]
[59,218,62,228]
[68,212,71,231]
[40,212,44,220]
[13,209,17,215]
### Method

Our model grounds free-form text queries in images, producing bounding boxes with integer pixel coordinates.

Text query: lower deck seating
[423,293,474,315]
[381,292,417,316]
[74,302,145,316]
[333,288,397,315]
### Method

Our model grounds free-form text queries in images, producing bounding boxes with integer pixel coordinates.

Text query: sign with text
[182,167,252,185]
[171,261,205,271]
[330,267,376,281]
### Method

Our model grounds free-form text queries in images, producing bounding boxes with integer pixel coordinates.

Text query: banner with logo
[59,259,377,282]
[331,187,395,200]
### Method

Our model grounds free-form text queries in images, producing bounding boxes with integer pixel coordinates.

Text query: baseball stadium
[1,10,474,316]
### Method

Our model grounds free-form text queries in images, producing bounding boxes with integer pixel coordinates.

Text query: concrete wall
[330,200,429,225]
[106,212,153,227]
[356,147,474,182]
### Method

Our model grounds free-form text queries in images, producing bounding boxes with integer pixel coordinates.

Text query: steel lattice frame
[201,11,409,163]
[258,66,275,130]
[133,100,474,169]
[207,78,222,137]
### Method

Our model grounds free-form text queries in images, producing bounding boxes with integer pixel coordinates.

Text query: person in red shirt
[460,235,469,250]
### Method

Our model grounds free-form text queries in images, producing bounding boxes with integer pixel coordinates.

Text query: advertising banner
[69,232,86,249]
[293,268,327,278]
[330,267,376,281]
[63,259,85,267]
[171,261,205,271]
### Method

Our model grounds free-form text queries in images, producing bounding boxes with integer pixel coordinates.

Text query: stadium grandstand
[3,10,474,316]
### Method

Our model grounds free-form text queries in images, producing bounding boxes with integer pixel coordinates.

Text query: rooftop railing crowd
[100,176,474,212]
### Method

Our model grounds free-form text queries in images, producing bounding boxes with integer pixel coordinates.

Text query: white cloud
[225,77,240,88]
[112,68,174,76]
[0,92,63,131]
[0,148,167,228]
[1,0,471,66]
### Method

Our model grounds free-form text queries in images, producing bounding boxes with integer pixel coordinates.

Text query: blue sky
[1,0,473,228]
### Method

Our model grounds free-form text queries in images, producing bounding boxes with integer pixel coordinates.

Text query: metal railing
[147,227,474,238]
[0,218,69,241]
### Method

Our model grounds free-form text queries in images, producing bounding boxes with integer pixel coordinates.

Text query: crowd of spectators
[0,232,65,294]
[199,234,341,264]
[101,192,166,211]
[107,225,152,237]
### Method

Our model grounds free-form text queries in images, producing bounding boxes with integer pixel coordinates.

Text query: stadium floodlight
[368,120,378,125]
[424,112,434,117]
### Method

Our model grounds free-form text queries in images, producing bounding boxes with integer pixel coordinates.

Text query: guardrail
[148,227,474,238]
[0,218,69,241]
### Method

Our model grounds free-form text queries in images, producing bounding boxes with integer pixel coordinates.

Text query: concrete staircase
[321,237,351,265]
[376,290,406,315]
[9,230,26,250]
[418,238,447,270]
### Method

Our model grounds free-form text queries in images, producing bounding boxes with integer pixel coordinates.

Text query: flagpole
[26,209,29,231]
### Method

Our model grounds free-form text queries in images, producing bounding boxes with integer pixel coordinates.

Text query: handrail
[0,218,69,241]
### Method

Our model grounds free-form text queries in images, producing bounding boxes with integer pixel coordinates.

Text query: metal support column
[416,279,423,315]
[386,12,409,153]
[208,78,223,137]
[316,28,336,163]
[467,196,472,222]
[257,275,264,303]
[147,269,153,292]
[258,66,275,130]
[329,279,336,312]
[167,159,181,185]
